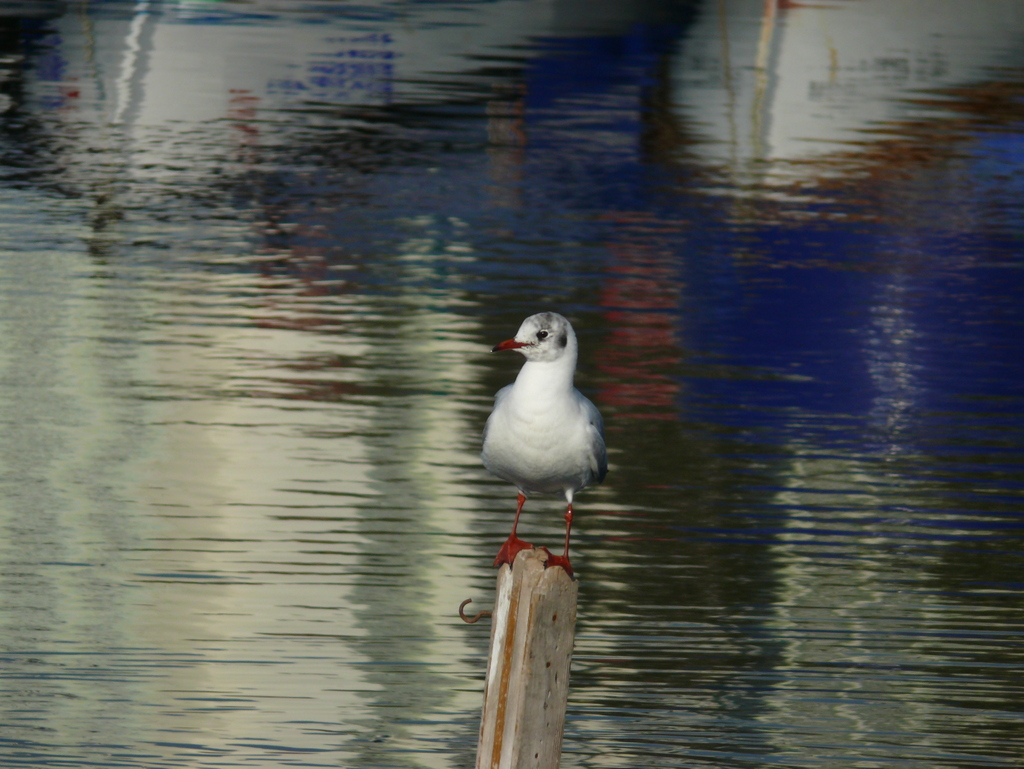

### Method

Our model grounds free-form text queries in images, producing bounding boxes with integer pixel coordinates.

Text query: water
[1,0,1023,766]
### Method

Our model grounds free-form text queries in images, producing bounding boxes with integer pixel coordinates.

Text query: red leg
[494,492,534,568]
[544,502,574,577]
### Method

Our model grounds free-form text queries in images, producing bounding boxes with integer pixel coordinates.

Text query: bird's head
[492,312,577,363]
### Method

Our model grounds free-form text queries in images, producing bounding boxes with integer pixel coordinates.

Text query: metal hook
[459,598,492,624]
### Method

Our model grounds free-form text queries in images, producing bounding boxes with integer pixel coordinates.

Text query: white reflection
[5,1,617,762]
[112,0,154,124]
[864,276,924,452]
[671,0,1024,191]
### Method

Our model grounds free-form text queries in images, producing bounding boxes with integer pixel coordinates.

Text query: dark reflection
[0,0,1023,767]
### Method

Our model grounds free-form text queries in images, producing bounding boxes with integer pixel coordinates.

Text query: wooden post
[476,547,578,769]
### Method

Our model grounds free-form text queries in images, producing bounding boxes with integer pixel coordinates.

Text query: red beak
[492,339,531,353]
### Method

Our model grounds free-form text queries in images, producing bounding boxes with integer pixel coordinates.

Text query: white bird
[482,312,607,576]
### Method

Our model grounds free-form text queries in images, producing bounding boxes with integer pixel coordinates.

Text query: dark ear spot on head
[556,332,567,349]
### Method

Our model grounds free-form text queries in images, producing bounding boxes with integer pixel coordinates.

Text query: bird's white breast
[482,385,602,495]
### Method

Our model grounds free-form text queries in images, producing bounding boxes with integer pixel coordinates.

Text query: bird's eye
[537,330,549,340]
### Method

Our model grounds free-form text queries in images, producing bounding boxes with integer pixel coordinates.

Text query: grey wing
[583,396,608,484]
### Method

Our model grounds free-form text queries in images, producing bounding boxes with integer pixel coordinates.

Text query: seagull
[481,312,607,577]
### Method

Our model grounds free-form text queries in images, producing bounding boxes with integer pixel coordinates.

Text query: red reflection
[228,88,260,162]
[596,216,685,420]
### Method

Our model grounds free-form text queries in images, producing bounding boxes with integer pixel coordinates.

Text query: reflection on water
[1,1,1023,767]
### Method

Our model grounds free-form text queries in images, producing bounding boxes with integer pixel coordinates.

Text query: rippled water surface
[1,1,1023,767]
